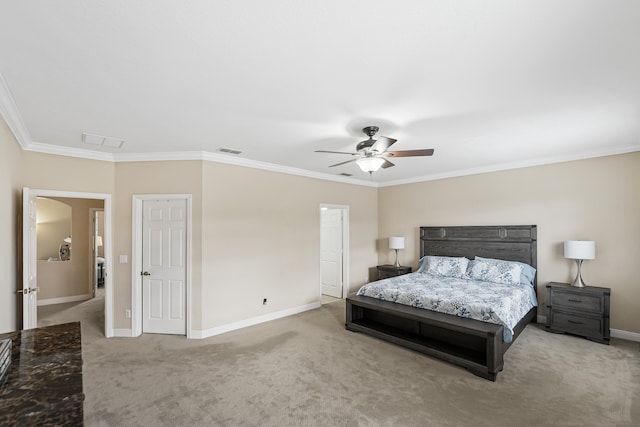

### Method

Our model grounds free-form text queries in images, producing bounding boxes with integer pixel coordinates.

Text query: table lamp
[389,237,405,268]
[564,240,595,287]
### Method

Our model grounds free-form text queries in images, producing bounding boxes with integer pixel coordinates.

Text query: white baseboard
[611,328,640,342]
[536,315,639,342]
[190,301,322,339]
[112,329,133,337]
[37,294,91,306]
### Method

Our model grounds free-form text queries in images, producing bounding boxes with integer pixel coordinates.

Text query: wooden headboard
[420,225,537,284]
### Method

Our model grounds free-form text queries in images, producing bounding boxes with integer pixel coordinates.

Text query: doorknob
[142,271,151,276]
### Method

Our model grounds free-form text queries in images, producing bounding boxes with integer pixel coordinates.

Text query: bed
[346,225,537,381]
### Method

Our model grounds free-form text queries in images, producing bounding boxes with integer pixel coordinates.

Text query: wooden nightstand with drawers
[545,282,610,344]
[376,265,412,280]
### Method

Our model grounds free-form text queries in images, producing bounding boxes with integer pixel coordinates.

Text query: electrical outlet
[125,309,131,318]
[262,298,267,305]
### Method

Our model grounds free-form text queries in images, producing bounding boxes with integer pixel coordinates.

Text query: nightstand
[377,265,412,280]
[545,282,610,344]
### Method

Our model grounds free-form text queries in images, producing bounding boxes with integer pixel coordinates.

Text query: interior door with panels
[320,207,344,298]
[142,199,187,335]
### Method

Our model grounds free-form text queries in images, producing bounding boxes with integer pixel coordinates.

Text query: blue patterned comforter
[356,272,537,342]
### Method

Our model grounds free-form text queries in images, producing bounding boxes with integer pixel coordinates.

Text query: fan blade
[381,158,395,169]
[329,159,358,167]
[315,150,357,155]
[385,149,434,157]
[370,136,397,153]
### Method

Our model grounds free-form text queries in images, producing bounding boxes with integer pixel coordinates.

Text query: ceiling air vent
[82,132,125,148]
[218,148,242,155]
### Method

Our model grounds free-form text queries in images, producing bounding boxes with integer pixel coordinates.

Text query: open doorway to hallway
[22,188,113,336]
[36,197,104,331]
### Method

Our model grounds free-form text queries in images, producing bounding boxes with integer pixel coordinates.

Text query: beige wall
[0,116,23,333]
[113,160,377,331]
[8,151,115,333]
[378,152,640,334]
[37,197,104,301]
[200,162,378,330]
[0,144,378,334]
[1,110,637,338]
[21,152,115,194]
[113,160,204,330]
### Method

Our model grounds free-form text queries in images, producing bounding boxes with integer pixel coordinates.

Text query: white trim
[38,294,91,306]
[379,144,640,187]
[0,72,32,149]
[611,328,640,343]
[131,194,193,338]
[112,329,133,338]
[16,142,377,187]
[319,204,350,299]
[10,140,640,191]
[191,302,321,339]
[26,141,114,162]
[25,189,114,337]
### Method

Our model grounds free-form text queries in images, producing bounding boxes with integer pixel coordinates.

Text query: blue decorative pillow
[475,257,536,287]
[419,256,470,278]
[467,258,523,285]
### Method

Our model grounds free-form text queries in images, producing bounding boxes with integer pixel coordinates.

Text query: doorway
[319,204,349,303]
[132,194,192,337]
[22,188,113,336]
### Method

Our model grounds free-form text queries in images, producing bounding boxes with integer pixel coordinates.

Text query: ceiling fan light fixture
[356,157,385,173]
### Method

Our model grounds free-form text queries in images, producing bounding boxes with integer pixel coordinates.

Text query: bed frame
[346,225,537,381]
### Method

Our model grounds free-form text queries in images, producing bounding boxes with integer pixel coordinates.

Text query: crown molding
[19,140,378,186]
[16,137,640,189]
[26,141,116,161]
[0,72,32,149]
[199,151,376,186]
[378,144,640,187]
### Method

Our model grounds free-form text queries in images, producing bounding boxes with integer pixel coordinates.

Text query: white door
[142,199,187,335]
[320,208,343,298]
[21,188,38,329]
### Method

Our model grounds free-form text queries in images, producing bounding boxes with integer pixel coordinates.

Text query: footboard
[346,295,504,381]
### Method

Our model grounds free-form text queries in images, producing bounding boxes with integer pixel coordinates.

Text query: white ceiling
[1,1,639,185]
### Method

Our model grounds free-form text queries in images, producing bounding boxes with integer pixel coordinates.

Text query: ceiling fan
[315,126,434,174]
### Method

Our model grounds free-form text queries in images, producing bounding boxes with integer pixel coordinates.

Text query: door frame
[319,204,349,299]
[132,194,192,338]
[23,188,113,336]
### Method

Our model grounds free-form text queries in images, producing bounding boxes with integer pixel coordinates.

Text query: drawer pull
[568,320,583,325]
[567,299,582,303]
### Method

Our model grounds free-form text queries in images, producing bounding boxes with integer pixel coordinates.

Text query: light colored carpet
[39,294,640,426]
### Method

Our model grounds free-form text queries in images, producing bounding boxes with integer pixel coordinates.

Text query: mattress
[356,272,537,342]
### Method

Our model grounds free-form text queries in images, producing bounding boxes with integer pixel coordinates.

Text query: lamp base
[393,249,400,268]
[571,259,587,287]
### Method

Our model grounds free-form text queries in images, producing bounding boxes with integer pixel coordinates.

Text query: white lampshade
[356,157,385,173]
[389,237,405,250]
[564,240,595,260]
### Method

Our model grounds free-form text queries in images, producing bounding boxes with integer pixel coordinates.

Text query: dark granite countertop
[0,322,84,426]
